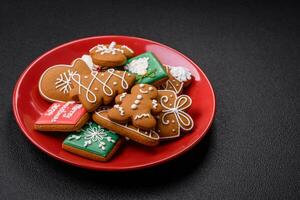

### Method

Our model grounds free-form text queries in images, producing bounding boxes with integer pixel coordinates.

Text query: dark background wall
[0,0,299,199]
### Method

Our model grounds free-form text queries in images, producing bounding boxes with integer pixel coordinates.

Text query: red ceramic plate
[13,36,215,171]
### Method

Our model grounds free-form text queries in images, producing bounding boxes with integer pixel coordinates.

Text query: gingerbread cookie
[125,52,168,86]
[89,41,134,68]
[161,65,192,95]
[34,101,89,132]
[69,69,136,112]
[156,90,194,140]
[107,84,162,130]
[93,110,159,146]
[39,58,91,102]
[62,122,123,161]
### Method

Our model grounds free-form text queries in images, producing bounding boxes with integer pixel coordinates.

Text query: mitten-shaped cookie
[69,69,136,112]
[107,84,162,130]
[89,41,134,68]
[39,58,92,102]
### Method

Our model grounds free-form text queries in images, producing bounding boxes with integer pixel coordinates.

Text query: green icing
[126,52,168,84]
[63,122,119,157]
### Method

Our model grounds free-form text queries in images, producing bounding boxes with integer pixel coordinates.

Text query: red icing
[35,101,86,125]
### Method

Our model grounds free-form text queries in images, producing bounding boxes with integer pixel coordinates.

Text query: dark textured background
[0,0,299,199]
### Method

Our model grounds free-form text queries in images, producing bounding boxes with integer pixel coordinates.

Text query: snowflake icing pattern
[68,122,116,150]
[55,70,79,94]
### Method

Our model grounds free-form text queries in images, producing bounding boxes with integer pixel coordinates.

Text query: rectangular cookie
[62,122,123,162]
[34,101,89,132]
[125,52,168,86]
[92,110,160,146]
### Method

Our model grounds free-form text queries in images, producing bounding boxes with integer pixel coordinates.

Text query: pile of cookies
[35,41,194,162]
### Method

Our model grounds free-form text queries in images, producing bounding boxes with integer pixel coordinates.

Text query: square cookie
[62,122,123,161]
[125,52,168,86]
[34,101,89,132]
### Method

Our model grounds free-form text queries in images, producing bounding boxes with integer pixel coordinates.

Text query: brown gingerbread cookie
[39,58,92,102]
[93,109,160,146]
[156,90,194,140]
[107,84,162,130]
[69,69,136,112]
[89,41,134,68]
[161,65,192,95]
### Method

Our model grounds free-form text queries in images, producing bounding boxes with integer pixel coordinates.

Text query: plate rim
[12,35,216,171]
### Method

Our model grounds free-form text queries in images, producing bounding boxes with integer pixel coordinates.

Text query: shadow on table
[59,125,215,187]
[8,108,215,189]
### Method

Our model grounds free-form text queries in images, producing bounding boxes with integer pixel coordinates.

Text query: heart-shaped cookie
[39,58,91,102]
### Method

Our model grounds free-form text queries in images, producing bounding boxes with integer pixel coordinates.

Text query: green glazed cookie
[62,122,123,161]
[125,52,168,86]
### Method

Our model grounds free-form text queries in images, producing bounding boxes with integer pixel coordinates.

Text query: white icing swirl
[71,69,130,103]
[160,94,193,131]
[134,113,150,120]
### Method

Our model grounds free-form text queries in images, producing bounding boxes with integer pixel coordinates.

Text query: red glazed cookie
[34,101,89,132]
[107,84,162,130]
[39,58,91,102]
[89,41,134,68]
[156,90,194,140]
[161,65,192,95]
[93,109,160,146]
[69,69,136,112]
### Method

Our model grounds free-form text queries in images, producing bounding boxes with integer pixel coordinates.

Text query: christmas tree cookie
[62,122,123,162]
[125,52,168,86]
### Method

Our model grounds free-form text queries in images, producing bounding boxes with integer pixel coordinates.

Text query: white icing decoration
[149,87,154,91]
[160,93,194,131]
[62,104,82,118]
[134,100,140,104]
[126,57,149,75]
[139,89,149,94]
[51,101,74,122]
[139,84,144,88]
[75,122,116,150]
[84,75,88,79]
[94,87,98,91]
[44,103,61,116]
[92,41,124,55]
[71,69,130,103]
[152,99,158,109]
[131,104,137,110]
[169,66,192,82]
[113,81,118,86]
[119,92,127,101]
[134,113,150,120]
[96,111,159,140]
[114,104,125,116]
[121,45,134,53]
[68,135,81,140]
[81,55,95,70]
[137,95,143,100]
[55,70,79,94]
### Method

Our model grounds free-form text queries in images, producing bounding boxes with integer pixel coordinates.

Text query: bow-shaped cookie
[156,90,194,139]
